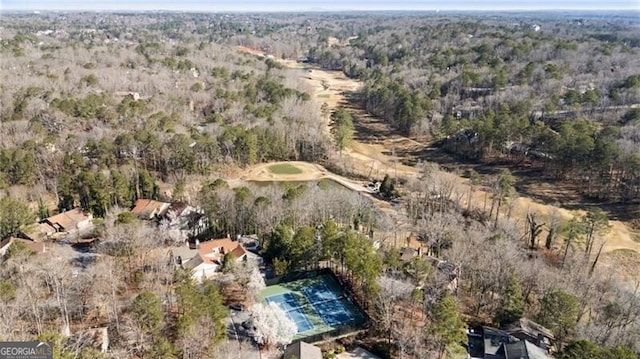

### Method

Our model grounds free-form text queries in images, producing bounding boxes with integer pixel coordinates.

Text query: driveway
[336,347,382,359]
[228,310,261,359]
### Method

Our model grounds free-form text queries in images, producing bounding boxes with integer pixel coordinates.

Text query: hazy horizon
[2,0,639,12]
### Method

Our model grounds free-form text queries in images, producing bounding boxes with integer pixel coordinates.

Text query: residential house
[163,202,207,236]
[426,256,460,294]
[482,326,517,359]
[398,242,460,293]
[283,341,322,359]
[399,246,421,261]
[181,238,248,281]
[498,340,552,359]
[504,318,555,352]
[20,222,56,241]
[130,199,171,220]
[42,208,93,233]
[0,237,10,256]
[467,326,552,359]
[21,208,93,241]
[132,199,207,240]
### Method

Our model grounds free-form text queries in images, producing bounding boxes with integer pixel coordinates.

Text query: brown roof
[131,199,152,215]
[21,222,56,241]
[44,208,91,231]
[230,245,246,259]
[46,212,75,230]
[131,199,171,219]
[62,208,91,223]
[198,238,246,265]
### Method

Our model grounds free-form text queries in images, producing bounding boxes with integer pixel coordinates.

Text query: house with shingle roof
[467,325,553,359]
[504,318,554,352]
[181,238,248,281]
[43,208,93,232]
[130,199,171,220]
[21,208,93,241]
[131,199,206,239]
[500,340,552,359]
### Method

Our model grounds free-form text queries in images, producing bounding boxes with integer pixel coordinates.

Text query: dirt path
[236,46,639,255]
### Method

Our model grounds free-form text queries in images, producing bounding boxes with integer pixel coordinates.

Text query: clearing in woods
[268,163,303,175]
[244,161,373,194]
[235,46,640,260]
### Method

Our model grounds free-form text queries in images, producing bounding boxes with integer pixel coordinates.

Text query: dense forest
[1,10,640,359]
[0,12,333,216]
[301,13,640,203]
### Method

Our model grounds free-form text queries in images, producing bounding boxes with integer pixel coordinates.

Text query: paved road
[227,310,261,359]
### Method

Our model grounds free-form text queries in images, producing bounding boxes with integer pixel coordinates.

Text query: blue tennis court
[287,308,314,332]
[302,283,342,304]
[265,292,300,312]
[312,298,355,326]
[264,292,314,333]
[261,273,366,339]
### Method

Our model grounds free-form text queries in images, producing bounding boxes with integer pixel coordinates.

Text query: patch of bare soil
[235,46,266,57]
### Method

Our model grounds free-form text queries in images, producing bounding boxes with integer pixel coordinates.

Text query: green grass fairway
[268,163,303,175]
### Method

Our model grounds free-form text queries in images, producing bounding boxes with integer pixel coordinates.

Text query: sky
[1,0,639,11]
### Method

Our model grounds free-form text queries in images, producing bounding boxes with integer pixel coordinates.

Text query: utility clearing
[236,46,640,257]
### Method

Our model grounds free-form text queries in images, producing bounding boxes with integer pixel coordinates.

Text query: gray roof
[503,340,552,359]
[482,327,516,359]
[283,341,322,359]
[506,318,555,340]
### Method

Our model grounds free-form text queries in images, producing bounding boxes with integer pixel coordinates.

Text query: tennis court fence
[292,325,368,345]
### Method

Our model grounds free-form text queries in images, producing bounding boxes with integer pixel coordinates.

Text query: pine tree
[430,293,466,358]
[0,196,35,240]
[536,290,580,347]
[149,337,176,359]
[331,108,354,155]
[221,252,235,273]
[174,270,227,352]
[131,290,164,334]
[497,275,525,326]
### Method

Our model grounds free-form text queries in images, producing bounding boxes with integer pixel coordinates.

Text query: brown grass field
[236,46,640,258]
